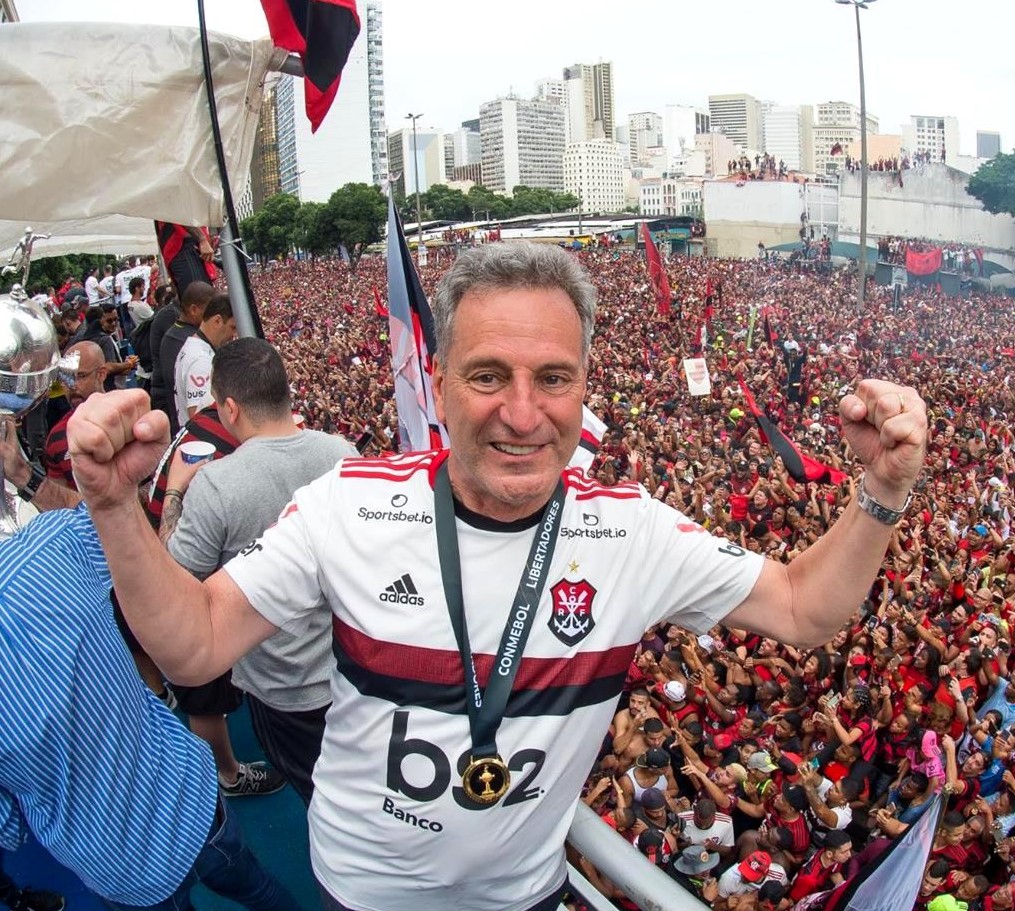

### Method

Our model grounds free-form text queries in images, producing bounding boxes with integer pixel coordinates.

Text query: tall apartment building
[813,100,879,176]
[977,131,1001,159]
[663,104,711,164]
[562,62,615,142]
[275,1,386,202]
[628,112,663,167]
[387,126,447,199]
[902,115,959,166]
[563,140,624,214]
[479,97,565,194]
[762,104,814,172]
[450,125,482,167]
[708,94,763,153]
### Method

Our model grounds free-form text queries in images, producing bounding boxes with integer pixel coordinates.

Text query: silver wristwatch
[855,475,912,526]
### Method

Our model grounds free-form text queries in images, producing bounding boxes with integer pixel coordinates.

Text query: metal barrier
[566,803,712,911]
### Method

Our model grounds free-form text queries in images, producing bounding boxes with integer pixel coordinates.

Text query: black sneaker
[13,888,66,911]
[219,761,287,797]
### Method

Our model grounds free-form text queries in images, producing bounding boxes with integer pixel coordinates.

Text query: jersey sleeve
[221,473,332,636]
[633,497,765,633]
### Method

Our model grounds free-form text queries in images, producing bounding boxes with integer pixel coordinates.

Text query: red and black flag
[738,378,848,486]
[260,0,361,133]
[641,222,671,316]
[829,142,844,156]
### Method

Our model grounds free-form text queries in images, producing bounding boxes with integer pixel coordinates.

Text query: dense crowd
[246,247,1015,910]
[26,241,1015,910]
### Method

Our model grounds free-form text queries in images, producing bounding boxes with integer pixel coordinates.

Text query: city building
[562,62,615,142]
[694,131,739,178]
[274,1,386,202]
[707,94,763,153]
[845,133,903,166]
[563,140,624,214]
[479,96,565,194]
[628,112,663,167]
[977,131,1001,159]
[901,115,960,167]
[662,104,711,165]
[812,101,879,176]
[246,73,282,214]
[450,125,482,167]
[387,125,447,198]
[762,104,814,172]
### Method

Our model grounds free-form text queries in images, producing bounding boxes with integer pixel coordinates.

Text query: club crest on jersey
[548,579,597,646]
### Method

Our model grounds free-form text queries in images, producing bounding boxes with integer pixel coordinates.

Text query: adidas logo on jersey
[380,573,424,606]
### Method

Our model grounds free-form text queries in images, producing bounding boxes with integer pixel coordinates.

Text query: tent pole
[196,0,264,339]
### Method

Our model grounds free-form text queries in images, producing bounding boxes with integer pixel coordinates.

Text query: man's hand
[67,390,170,510]
[165,448,208,496]
[839,380,928,508]
[0,419,31,488]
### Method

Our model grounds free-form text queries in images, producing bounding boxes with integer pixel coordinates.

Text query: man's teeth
[494,443,538,455]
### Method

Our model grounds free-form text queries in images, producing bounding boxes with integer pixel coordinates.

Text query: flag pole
[196,0,264,340]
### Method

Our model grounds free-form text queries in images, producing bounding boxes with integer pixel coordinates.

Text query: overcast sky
[17,0,1015,158]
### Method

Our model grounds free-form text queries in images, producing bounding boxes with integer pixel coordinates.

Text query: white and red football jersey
[224,450,763,911]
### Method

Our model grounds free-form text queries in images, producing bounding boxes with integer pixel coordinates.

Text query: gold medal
[462,755,510,804]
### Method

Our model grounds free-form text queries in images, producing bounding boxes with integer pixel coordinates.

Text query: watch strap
[856,475,911,526]
[16,464,46,502]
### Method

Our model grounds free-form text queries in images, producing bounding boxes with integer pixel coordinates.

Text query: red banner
[641,223,671,316]
[905,247,942,276]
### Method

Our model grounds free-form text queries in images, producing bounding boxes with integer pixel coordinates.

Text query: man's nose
[498,377,541,435]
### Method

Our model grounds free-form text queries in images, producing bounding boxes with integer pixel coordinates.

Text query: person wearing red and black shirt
[154,221,218,299]
[42,342,109,490]
[786,829,852,901]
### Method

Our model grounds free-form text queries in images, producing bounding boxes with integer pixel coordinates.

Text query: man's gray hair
[432,242,597,362]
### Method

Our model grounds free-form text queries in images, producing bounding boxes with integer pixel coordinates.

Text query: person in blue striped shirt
[0,505,304,911]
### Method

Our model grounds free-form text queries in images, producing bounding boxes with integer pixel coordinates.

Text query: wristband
[16,464,46,502]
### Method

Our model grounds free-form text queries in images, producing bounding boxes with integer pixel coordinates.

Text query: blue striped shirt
[0,505,218,904]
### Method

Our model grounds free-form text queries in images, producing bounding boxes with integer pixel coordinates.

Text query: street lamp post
[406,112,424,262]
[836,0,878,310]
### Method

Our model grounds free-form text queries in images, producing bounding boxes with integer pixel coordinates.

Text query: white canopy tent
[0,21,284,260]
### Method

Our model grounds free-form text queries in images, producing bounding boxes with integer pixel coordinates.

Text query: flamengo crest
[549,579,597,646]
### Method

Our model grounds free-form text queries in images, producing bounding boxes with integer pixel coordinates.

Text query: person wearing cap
[717,850,775,899]
[620,747,678,806]
[736,780,811,861]
[671,844,721,901]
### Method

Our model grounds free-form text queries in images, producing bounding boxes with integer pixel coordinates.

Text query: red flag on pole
[373,285,388,318]
[259,0,361,133]
[641,223,671,316]
[738,378,848,485]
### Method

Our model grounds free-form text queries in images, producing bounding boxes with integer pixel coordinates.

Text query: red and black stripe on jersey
[42,410,76,490]
[146,406,238,530]
[332,617,634,717]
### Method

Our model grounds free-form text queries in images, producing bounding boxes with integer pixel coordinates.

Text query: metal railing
[566,803,711,911]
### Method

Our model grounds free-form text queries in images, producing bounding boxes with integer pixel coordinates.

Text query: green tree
[1,252,116,295]
[323,182,387,262]
[466,184,511,221]
[967,152,1015,217]
[241,192,301,259]
[421,184,471,222]
[295,201,334,258]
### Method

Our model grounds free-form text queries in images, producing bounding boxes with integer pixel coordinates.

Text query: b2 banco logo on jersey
[548,579,597,646]
[385,711,545,824]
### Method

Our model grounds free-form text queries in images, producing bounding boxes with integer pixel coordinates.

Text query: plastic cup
[179,440,216,464]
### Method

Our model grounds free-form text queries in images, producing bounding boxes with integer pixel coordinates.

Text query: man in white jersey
[67,243,928,911]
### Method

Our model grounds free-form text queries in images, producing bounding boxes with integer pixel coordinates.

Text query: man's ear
[432,356,446,424]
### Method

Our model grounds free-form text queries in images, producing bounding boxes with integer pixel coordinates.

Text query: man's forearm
[90,496,219,682]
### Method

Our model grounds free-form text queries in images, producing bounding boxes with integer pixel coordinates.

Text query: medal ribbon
[433,459,565,759]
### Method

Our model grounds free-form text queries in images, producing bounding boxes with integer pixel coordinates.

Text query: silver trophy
[0,228,63,537]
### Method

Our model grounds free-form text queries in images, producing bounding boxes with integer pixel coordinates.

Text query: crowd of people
[247,245,1015,910]
[6,235,1015,911]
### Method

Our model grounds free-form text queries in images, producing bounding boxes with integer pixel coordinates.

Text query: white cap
[664,680,687,702]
